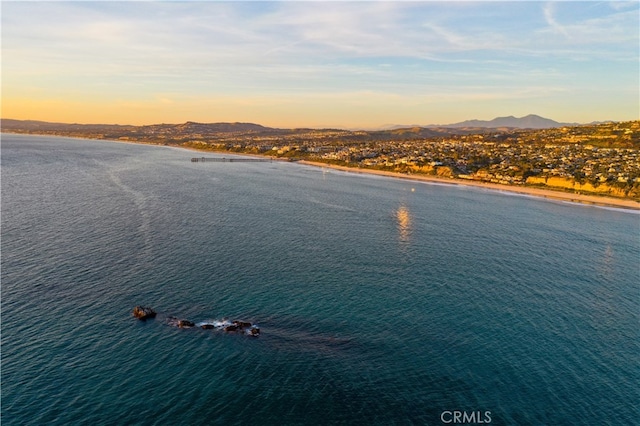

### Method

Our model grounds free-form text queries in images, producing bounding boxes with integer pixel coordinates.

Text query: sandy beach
[298,161,640,211]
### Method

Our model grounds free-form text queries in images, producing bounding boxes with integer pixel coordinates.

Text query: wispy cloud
[537,1,638,50]
[2,1,638,126]
[543,2,570,37]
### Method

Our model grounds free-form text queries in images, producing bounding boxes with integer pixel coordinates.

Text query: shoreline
[4,132,639,211]
[298,161,640,211]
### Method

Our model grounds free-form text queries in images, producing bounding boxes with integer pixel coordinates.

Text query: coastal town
[3,119,639,199]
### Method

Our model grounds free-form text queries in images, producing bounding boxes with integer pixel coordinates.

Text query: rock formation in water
[166,316,194,328]
[222,320,260,336]
[178,319,195,328]
[138,309,260,336]
[132,306,157,320]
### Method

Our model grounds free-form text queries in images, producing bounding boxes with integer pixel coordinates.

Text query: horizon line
[1,114,628,132]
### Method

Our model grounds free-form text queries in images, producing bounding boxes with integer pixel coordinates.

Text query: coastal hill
[1,115,590,148]
[2,114,575,136]
[0,119,135,132]
[0,119,280,135]
[2,117,634,147]
[0,118,519,142]
[171,121,280,133]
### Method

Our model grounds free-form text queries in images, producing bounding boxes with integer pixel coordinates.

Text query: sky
[2,1,638,129]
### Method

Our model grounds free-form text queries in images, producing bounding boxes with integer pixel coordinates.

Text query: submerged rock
[164,315,260,336]
[132,306,157,320]
[165,317,196,328]
[223,320,260,337]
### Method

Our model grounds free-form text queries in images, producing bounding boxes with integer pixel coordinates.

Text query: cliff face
[526,176,628,197]
[409,165,454,177]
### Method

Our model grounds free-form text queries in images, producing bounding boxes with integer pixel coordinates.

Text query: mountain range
[379,114,577,131]
[2,114,581,135]
[436,114,576,129]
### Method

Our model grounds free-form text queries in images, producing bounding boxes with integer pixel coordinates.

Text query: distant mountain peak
[435,114,576,129]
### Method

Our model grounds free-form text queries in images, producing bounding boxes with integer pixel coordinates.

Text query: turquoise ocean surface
[2,134,638,425]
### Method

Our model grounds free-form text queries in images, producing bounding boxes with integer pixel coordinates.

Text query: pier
[191,157,272,163]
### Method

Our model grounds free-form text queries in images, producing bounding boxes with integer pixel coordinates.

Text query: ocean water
[1,134,638,425]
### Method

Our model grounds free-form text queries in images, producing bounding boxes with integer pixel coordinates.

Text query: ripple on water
[2,135,639,425]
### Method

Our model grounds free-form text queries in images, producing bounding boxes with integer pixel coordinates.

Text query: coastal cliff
[526,176,631,198]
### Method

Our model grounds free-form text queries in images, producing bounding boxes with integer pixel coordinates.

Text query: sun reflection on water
[396,204,411,244]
